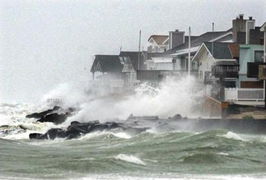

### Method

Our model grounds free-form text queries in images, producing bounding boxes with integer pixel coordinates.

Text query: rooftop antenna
[138,30,141,70]
[188,26,191,76]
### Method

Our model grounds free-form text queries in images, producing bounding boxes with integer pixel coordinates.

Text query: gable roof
[228,43,240,59]
[90,55,123,73]
[204,42,235,59]
[260,22,266,31]
[193,42,237,62]
[148,35,169,45]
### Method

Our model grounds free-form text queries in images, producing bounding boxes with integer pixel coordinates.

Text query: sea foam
[219,131,246,141]
[114,154,146,165]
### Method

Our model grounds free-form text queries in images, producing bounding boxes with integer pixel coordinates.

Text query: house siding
[198,50,215,82]
[238,44,264,87]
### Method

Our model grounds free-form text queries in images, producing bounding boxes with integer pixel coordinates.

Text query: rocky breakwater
[26,106,74,125]
[26,107,145,140]
[29,120,124,140]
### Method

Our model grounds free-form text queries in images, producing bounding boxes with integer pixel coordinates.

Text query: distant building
[147,35,169,53]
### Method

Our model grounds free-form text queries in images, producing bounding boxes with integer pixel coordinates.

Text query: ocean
[1,103,266,180]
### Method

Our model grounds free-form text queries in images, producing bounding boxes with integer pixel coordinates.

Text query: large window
[254,50,263,62]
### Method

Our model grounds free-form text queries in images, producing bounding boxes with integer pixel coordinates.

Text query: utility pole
[211,22,214,56]
[138,30,141,70]
[188,26,191,76]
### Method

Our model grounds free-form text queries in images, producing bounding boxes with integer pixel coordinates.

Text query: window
[254,50,263,62]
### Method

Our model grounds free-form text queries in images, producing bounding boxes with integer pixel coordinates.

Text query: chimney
[249,16,252,20]
[233,14,246,42]
[169,29,185,49]
[245,18,255,44]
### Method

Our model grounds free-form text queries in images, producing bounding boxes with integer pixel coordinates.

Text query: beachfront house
[90,55,124,94]
[147,35,169,53]
[119,51,142,87]
[192,42,239,84]
[192,42,239,100]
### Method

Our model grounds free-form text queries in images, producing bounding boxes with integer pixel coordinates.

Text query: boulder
[37,113,68,125]
[171,114,182,120]
[29,133,46,140]
[26,106,74,125]
[26,106,60,119]
[29,121,124,140]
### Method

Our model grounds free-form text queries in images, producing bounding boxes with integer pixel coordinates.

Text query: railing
[212,65,239,78]
[225,88,264,101]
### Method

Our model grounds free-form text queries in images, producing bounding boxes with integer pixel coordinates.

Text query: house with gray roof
[90,55,123,74]
[192,42,239,86]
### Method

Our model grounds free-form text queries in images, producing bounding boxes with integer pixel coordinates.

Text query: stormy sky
[0,0,265,103]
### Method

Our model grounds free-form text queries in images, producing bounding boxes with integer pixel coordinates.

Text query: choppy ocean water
[1,103,266,180]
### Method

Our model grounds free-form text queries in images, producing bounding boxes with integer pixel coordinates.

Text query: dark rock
[29,133,46,140]
[46,128,67,140]
[26,106,75,125]
[26,106,60,119]
[29,121,124,140]
[171,114,182,120]
[37,113,68,125]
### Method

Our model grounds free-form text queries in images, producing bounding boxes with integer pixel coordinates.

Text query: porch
[224,88,265,106]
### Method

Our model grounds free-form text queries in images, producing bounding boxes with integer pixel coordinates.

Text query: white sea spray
[114,154,146,165]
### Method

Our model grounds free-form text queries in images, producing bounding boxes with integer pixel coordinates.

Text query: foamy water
[1,77,266,179]
[114,154,146,165]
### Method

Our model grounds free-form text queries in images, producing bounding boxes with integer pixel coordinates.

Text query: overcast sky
[0,0,265,103]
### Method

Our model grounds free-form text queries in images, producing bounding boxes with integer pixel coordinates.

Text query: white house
[192,42,238,84]
[147,35,169,53]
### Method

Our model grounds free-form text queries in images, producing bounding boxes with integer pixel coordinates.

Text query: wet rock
[37,113,68,125]
[29,133,45,140]
[170,114,182,120]
[46,128,67,140]
[26,106,60,119]
[26,106,74,125]
[29,121,124,140]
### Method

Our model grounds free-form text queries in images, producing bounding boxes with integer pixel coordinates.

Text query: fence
[225,88,264,101]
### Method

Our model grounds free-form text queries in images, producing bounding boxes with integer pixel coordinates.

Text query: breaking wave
[40,76,204,123]
[114,154,146,165]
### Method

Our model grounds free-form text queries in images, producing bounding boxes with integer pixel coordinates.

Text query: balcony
[225,88,264,102]
[212,61,239,78]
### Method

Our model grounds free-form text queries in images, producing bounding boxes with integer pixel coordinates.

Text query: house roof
[228,43,239,58]
[119,51,139,70]
[148,35,169,45]
[164,29,232,55]
[260,22,266,31]
[90,55,123,73]
[204,42,235,59]
[192,42,237,63]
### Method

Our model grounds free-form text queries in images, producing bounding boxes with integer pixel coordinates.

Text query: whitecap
[111,132,131,139]
[216,152,229,156]
[219,131,246,141]
[114,154,146,165]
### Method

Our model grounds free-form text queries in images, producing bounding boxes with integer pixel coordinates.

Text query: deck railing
[225,88,264,101]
